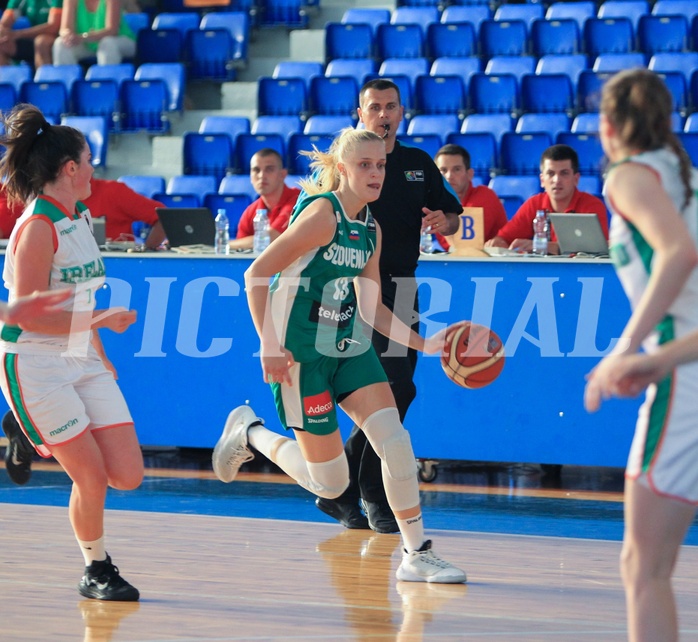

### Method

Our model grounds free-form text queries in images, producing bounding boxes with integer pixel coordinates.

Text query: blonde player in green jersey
[213,128,466,584]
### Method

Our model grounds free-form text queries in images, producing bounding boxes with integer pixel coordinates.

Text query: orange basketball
[440,321,505,389]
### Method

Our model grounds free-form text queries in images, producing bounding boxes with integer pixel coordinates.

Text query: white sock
[397,513,425,553]
[77,537,107,565]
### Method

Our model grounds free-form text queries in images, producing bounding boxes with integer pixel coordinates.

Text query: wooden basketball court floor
[2,459,698,641]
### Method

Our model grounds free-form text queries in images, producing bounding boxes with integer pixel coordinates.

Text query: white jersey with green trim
[269,191,377,363]
[607,147,698,351]
[0,195,104,354]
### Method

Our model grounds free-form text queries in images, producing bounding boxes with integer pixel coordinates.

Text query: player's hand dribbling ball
[441,321,505,388]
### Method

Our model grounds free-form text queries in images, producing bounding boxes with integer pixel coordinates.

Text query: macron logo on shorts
[304,390,334,417]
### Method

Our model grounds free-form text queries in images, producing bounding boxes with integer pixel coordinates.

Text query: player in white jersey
[584,69,698,642]
[213,128,466,584]
[0,104,142,601]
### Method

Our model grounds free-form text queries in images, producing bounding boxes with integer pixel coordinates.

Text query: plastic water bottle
[532,210,549,256]
[253,208,270,253]
[215,208,230,255]
[420,225,433,254]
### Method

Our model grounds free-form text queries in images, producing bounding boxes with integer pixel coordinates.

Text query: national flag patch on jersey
[349,229,360,240]
[404,170,424,181]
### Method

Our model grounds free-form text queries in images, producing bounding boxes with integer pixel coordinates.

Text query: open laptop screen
[549,213,609,256]
[156,207,216,247]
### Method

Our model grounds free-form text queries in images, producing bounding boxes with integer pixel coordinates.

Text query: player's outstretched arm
[1,289,71,325]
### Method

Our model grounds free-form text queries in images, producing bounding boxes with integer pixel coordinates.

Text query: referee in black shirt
[316,78,463,532]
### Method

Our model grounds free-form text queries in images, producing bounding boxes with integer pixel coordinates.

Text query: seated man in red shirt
[485,144,608,255]
[84,178,166,249]
[0,178,166,249]
[230,148,301,250]
[433,143,508,250]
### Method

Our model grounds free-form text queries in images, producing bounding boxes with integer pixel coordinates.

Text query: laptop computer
[90,216,106,247]
[156,207,216,248]
[549,213,609,256]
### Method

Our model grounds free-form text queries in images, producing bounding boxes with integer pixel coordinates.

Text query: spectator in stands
[0,177,166,249]
[229,148,301,251]
[0,0,61,67]
[433,143,508,250]
[485,144,608,254]
[53,0,135,65]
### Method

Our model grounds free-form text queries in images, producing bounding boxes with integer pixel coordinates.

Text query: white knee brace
[303,453,349,499]
[361,407,418,481]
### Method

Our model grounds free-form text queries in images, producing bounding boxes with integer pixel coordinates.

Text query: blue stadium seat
[571,112,600,132]
[235,133,285,173]
[61,115,108,167]
[649,52,698,85]
[653,0,698,23]
[556,132,604,174]
[288,133,334,175]
[310,76,359,116]
[690,71,698,118]
[341,8,391,36]
[199,115,250,145]
[577,174,602,195]
[671,111,685,132]
[219,174,257,200]
[577,70,615,112]
[72,80,119,131]
[325,59,376,87]
[379,58,429,93]
[592,53,646,72]
[441,5,491,34]
[0,65,31,94]
[415,75,466,116]
[531,18,580,56]
[303,115,353,135]
[654,71,688,114]
[203,193,252,235]
[377,23,424,59]
[469,73,519,115]
[198,12,250,66]
[684,113,698,132]
[479,19,528,58]
[257,76,308,117]
[584,18,634,57]
[167,174,219,201]
[182,133,234,183]
[521,74,574,113]
[0,83,16,113]
[186,29,236,82]
[152,12,200,37]
[638,14,688,55]
[34,64,83,94]
[85,63,134,88]
[461,113,513,144]
[430,57,481,94]
[324,22,373,60]
[427,22,476,59]
[678,132,698,164]
[535,54,588,89]
[273,61,324,90]
[135,62,185,113]
[20,81,67,124]
[500,132,553,174]
[488,175,540,201]
[485,56,536,84]
[497,195,523,219]
[597,0,650,33]
[494,3,544,33]
[118,175,165,198]
[391,6,440,36]
[516,113,571,140]
[136,28,182,64]
[261,0,308,28]
[122,12,149,34]
[407,114,460,140]
[546,1,596,34]
[397,133,443,157]
[251,115,303,142]
[445,131,498,179]
[120,78,169,133]
[153,192,201,208]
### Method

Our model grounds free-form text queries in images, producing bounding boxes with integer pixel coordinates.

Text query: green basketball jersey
[269,191,377,362]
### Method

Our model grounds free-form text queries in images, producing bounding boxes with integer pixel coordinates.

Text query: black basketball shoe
[2,411,34,485]
[78,555,140,602]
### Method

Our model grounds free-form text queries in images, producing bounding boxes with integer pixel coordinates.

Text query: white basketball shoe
[396,540,467,584]
[212,405,263,483]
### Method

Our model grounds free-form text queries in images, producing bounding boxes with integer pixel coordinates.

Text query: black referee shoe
[316,497,369,529]
[2,411,33,485]
[78,555,140,602]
